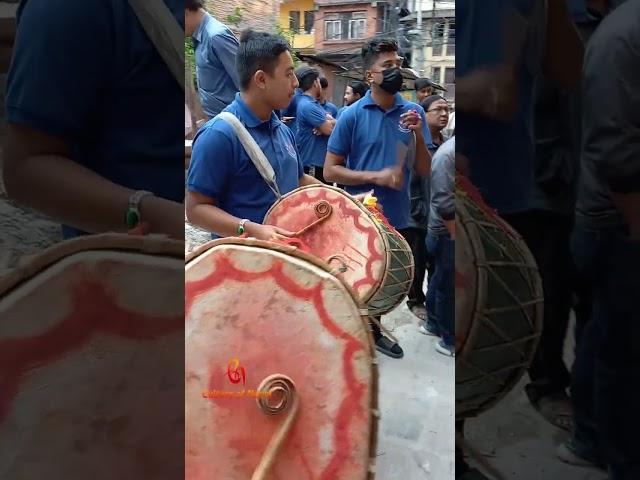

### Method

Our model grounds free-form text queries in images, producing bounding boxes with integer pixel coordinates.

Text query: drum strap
[127,0,184,92]
[217,112,283,200]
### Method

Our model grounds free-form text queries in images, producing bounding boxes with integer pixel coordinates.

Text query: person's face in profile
[261,51,299,110]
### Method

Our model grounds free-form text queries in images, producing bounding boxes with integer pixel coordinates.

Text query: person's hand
[312,128,322,136]
[374,167,404,191]
[352,190,374,202]
[246,223,295,241]
[400,109,423,135]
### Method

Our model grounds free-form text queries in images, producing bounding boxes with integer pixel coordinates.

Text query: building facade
[278,0,316,53]
[404,0,455,102]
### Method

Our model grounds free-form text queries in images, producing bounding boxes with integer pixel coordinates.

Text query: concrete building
[402,0,455,102]
[0,0,18,135]
[278,0,317,53]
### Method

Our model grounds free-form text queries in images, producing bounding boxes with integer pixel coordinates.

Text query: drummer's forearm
[185,198,245,238]
[414,134,431,178]
[324,153,379,186]
[4,143,181,237]
[299,174,321,186]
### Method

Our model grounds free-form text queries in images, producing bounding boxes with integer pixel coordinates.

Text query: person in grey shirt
[420,136,455,357]
[564,1,640,477]
[185,0,240,119]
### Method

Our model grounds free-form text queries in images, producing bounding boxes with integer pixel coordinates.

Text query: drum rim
[455,193,544,419]
[263,184,400,308]
[185,236,380,478]
[0,233,184,297]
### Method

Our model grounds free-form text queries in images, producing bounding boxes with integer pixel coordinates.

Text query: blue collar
[233,93,282,129]
[360,90,407,113]
[192,12,211,44]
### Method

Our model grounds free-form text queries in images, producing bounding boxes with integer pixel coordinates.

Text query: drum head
[0,235,185,479]
[185,238,377,480]
[264,185,386,306]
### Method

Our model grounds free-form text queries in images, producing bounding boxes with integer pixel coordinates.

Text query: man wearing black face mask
[324,38,432,359]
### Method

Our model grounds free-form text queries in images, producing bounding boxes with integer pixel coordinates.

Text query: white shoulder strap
[128,0,184,92]
[217,112,282,199]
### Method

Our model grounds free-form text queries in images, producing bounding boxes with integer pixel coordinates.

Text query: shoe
[556,441,605,470]
[418,321,439,336]
[375,336,404,358]
[435,339,455,357]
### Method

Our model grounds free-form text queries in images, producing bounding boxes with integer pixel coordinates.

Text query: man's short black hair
[415,78,434,91]
[319,77,329,89]
[237,30,291,90]
[185,0,204,11]
[350,80,369,98]
[361,38,400,71]
[295,66,320,92]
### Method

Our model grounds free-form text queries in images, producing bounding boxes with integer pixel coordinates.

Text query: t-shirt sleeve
[187,125,234,199]
[299,101,328,129]
[327,109,354,157]
[5,0,115,139]
[209,31,240,91]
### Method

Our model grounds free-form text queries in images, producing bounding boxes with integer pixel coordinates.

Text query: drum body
[264,185,414,316]
[0,234,184,479]
[456,181,543,419]
[185,238,378,480]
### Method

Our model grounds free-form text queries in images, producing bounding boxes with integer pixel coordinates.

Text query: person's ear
[254,70,267,90]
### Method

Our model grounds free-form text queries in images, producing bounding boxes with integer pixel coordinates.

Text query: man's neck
[303,90,318,101]
[240,92,273,123]
[371,86,395,111]
[190,9,206,37]
[430,128,444,144]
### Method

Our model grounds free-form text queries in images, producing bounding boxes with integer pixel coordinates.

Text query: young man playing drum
[324,38,432,359]
[186,30,320,241]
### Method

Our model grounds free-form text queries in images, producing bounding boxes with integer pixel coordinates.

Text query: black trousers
[303,165,327,184]
[398,227,431,309]
[501,210,574,403]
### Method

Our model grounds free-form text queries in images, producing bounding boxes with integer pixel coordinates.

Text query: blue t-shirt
[5,0,184,238]
[328,90,432,230]
[187,93,304,230]
[456,0,535,214]
[192,13,240,118]
[322,101,339,118]
[281,89,302,135]
[336,105,348,119]
[296,94,330,168]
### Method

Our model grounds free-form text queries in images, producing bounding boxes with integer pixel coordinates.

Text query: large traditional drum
[0,234,184,479]
[455,175,543,419]
[185,238,378,480]
[264,185,414,316]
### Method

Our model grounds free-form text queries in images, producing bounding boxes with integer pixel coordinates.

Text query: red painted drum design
[264,185,414,317]
[455,175,544,419]
[0,234,184,478]
[185,238,378,480]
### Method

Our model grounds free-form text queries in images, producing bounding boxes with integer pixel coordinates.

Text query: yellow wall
[278,0,316,50]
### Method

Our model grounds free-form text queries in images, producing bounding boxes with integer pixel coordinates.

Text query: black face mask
[377,67,404,95]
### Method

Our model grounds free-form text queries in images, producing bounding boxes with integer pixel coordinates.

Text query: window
[289,11,300,33]
[431,67,441,85]
[446,21,455,56]
[325,14,341,40]
[348,12,366,40]
[304,11,314,34]
[444,67,455,85]
[432,22,445,57]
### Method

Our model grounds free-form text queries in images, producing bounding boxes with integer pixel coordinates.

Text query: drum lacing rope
[293,201,333,237]
[251,374,299,480]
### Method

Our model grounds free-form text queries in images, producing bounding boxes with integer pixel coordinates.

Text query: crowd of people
[456,0,639,478]
[184,0,457,361]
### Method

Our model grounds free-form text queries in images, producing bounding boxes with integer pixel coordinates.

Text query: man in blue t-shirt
[185,0,240,119]
[3,0,184,240]
[325,38,432,359]
[337,80,369,119]
[186,30,319,240]
[319,77,339,118]
[294,67,336,183]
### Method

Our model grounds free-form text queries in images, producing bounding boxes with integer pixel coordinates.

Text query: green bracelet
[237,219,249,235]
